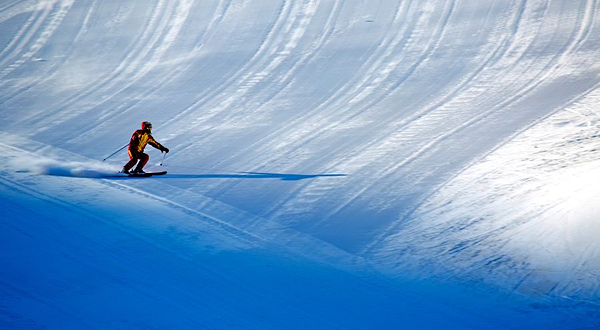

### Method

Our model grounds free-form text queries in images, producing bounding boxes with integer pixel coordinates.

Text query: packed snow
[1,0,600,329]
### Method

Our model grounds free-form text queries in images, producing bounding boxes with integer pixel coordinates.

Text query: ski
[125,171,167,177]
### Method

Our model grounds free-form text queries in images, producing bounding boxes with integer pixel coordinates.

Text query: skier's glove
[162,147,170,153]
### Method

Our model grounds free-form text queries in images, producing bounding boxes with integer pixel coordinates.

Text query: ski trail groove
[361,0,599,257]
[21,0,168,128]
[0,0,74,81]
[0,0,100,107]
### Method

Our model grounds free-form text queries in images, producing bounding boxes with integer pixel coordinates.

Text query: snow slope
[1,0,600,328]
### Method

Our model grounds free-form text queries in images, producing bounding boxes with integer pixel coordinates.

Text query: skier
[121,121,169,174]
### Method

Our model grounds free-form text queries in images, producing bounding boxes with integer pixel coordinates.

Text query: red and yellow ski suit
[123,129,166,172]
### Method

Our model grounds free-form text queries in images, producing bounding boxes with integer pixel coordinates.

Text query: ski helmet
[141,121,152,132]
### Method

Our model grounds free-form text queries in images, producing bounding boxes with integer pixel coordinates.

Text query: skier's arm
[148,135,169,153]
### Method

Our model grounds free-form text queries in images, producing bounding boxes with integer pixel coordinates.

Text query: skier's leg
[123,150,138,172]
[133,153,149,172]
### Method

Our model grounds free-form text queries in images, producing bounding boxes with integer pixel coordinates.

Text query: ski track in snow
[1,0,600,328]
[363,0,600,255]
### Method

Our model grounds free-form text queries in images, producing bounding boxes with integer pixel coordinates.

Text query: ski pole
[103,143,128,161]
[160,151,167,166]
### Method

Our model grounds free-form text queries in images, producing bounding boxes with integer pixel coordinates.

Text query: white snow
[1,0,600,328]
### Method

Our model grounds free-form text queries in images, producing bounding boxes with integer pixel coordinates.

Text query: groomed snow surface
[1,0,600,329]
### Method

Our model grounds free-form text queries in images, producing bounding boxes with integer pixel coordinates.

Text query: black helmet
[141,121,152,132]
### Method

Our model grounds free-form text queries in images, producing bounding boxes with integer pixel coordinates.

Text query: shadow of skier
[148,172,347,181]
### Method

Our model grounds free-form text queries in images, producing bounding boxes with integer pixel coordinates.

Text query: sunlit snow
[1,0,599,329]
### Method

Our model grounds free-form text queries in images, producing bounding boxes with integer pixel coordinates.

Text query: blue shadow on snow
[107,172,347,181]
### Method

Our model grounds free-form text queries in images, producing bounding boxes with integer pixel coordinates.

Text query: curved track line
[144,0,346,200]
[31,0,184,131]
[161,0,333,140]
[373,84,600,260]
[182,0,342,133]
[160,0,294,129]
[90,0,233,119]
[0,0,73,81]
[0,0,100,107]
[191,0,416,200]
[0,1,50,65]
[200,0,414,177]
[0,0,24,15]
[269,0,594,253]
[231,0,455,174]
[17,0,169,127]
[285,0,539,221]
[4,1,231,145]
[362,0,600,257]
[96,0,296,144]
[313,1,541,222]
[256,0,466,218]
[51,0,200,138]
